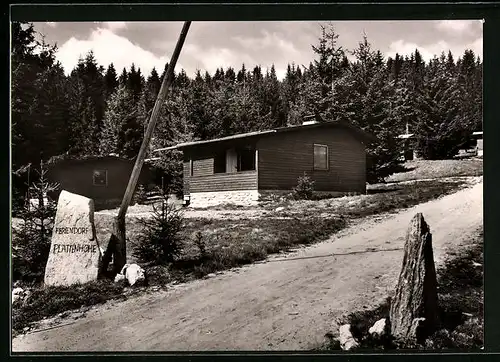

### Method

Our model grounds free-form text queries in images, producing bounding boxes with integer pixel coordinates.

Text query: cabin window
[237,149,256,172]
[313,144,329,170]
[189,159,193,176]
[214,152,226,174]
[93,169,108,186]
[213,148,256,174]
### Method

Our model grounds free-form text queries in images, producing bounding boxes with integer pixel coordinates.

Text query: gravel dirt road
[12,179,482,352]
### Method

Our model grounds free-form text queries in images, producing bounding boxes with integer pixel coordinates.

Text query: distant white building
[397,123,418,161]
[472,131,483,156]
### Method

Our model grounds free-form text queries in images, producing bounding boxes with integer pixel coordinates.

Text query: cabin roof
[47,154,133,166]
[47,154,157,168]
[153,121,374,152]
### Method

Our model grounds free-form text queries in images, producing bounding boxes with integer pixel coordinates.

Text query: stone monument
[44,190,102,286]
[389,213,438,343]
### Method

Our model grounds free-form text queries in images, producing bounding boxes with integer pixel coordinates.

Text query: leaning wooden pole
[102,21,191,276]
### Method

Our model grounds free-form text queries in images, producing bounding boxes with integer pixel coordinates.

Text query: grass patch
[346,180,467,218]
[171,216,347,279]
[283,180,468,220]
[319,227,483,350]
[12,280,127,333]
[386,159,483,183]
[426,228,483,349]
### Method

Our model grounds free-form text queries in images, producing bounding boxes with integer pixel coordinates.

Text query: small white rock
[275,207,285,212]
[124,264,146,286]
[114,273,126,283]
[368,318,387,337]
[12,287,25,304]
[339,324,359,351]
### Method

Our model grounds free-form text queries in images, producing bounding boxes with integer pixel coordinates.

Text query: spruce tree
[12,161,59,282]
[99,85,135,156]
[119,67,128,86]
[104,63,119,99]
[414,52,463,159]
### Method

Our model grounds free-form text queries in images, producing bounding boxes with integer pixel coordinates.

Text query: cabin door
[226,148,238,173]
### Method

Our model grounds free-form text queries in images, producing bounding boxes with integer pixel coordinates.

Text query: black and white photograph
[11,15,484,352]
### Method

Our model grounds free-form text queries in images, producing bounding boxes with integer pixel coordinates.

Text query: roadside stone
[369,318,389,337]
[389,213,438,342]
[123,264,146,286]
[12,287,31,305]
[339,324,359,351]
[12,287,24,304]
[12,294,21,304]
[114,273,126,283]
[57,311,70,319]
[44,190,101,286]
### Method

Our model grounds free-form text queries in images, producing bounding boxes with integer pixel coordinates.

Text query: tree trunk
[389,213,438,343]
[99,216,127,277]
[109,22,191,275]
[111,216,127,275]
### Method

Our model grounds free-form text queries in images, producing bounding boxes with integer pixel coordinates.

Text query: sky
[31,20,483,80]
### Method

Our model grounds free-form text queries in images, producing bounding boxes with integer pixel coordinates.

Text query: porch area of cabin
[182,141,259,207]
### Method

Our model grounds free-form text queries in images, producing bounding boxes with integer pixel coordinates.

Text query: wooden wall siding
[257,127,366,193]
[183,161,191,194]
[183,141,260,194]
[188,171,258,193]
[192,157,215,177]
[183,155,258,193]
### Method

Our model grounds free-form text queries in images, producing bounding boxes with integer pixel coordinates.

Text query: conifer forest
[11,22,483,198]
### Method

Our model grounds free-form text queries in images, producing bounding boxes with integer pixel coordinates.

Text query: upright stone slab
[44,190,101,286]
[389,213,438,343]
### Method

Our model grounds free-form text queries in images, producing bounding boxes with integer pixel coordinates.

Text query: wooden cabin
[154,121,373,208]
[47,155,157,210]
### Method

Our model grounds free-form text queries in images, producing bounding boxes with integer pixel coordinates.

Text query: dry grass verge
[316,227,483,351]
[12,280,128,335]
[386,158,482,183]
